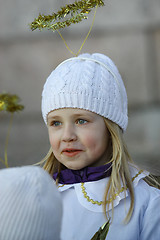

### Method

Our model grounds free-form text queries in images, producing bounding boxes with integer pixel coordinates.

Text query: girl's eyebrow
[73,113,93,118]
[47,115,61,125]
[72,113,86,117]
[47,115,61,120]
[71,113,95,121]
[47,111,95,120]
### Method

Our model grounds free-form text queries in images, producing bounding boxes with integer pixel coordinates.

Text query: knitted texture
[42,53,128,131]
[0,166,62,240]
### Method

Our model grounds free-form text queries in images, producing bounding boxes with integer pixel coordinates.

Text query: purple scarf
[53,163,112,184]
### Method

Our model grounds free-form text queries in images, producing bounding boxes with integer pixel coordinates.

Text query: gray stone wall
[0,0,160,174]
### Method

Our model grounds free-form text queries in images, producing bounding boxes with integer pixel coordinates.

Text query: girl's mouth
[62,149,82,157]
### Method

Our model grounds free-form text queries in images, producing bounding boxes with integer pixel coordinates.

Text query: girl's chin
[63,162,87,171]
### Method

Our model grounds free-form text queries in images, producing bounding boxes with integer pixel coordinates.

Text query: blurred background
[0,0,160,175]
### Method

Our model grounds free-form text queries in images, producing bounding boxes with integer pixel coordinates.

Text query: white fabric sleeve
[140,193,160,240]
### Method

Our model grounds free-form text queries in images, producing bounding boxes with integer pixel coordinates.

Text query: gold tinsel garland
[30,0,104,32]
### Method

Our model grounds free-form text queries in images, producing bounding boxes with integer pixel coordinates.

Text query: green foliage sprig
[0,93,24,168]
[91,220,110,240]
[30,0,104,32]
[0,93,24,113]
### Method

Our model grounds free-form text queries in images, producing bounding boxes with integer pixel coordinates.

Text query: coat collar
[57,164,149,212]
[53,162,112,184]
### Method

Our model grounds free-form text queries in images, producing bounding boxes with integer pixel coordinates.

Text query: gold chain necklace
[58,170,143,206]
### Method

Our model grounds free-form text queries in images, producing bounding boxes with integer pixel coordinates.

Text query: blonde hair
[40,118,135,222]
[103,119,134,223]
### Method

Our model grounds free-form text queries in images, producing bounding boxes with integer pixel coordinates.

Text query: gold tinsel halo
[0,93,24,113]
[30,0,104,32]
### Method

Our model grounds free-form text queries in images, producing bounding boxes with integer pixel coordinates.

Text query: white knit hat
[42,53,128,131]
[0,166,62,240]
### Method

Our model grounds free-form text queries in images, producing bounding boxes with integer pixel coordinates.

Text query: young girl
[41,53,160,239]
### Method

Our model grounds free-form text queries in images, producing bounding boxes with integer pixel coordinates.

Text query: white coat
[58,165,160,240]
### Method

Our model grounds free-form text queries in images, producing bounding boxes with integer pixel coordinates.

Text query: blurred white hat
[0,166,62,240]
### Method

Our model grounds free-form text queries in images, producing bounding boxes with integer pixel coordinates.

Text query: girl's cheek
[49,135,57,148]
[83,135,97,148]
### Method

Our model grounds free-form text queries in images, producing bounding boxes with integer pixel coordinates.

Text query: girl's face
[47,108,110,170]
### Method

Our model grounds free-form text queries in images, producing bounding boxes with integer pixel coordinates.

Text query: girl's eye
[51,121,62,127]
[76,119,88,125]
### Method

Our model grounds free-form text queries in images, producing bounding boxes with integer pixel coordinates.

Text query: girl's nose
[62,124,77,142]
